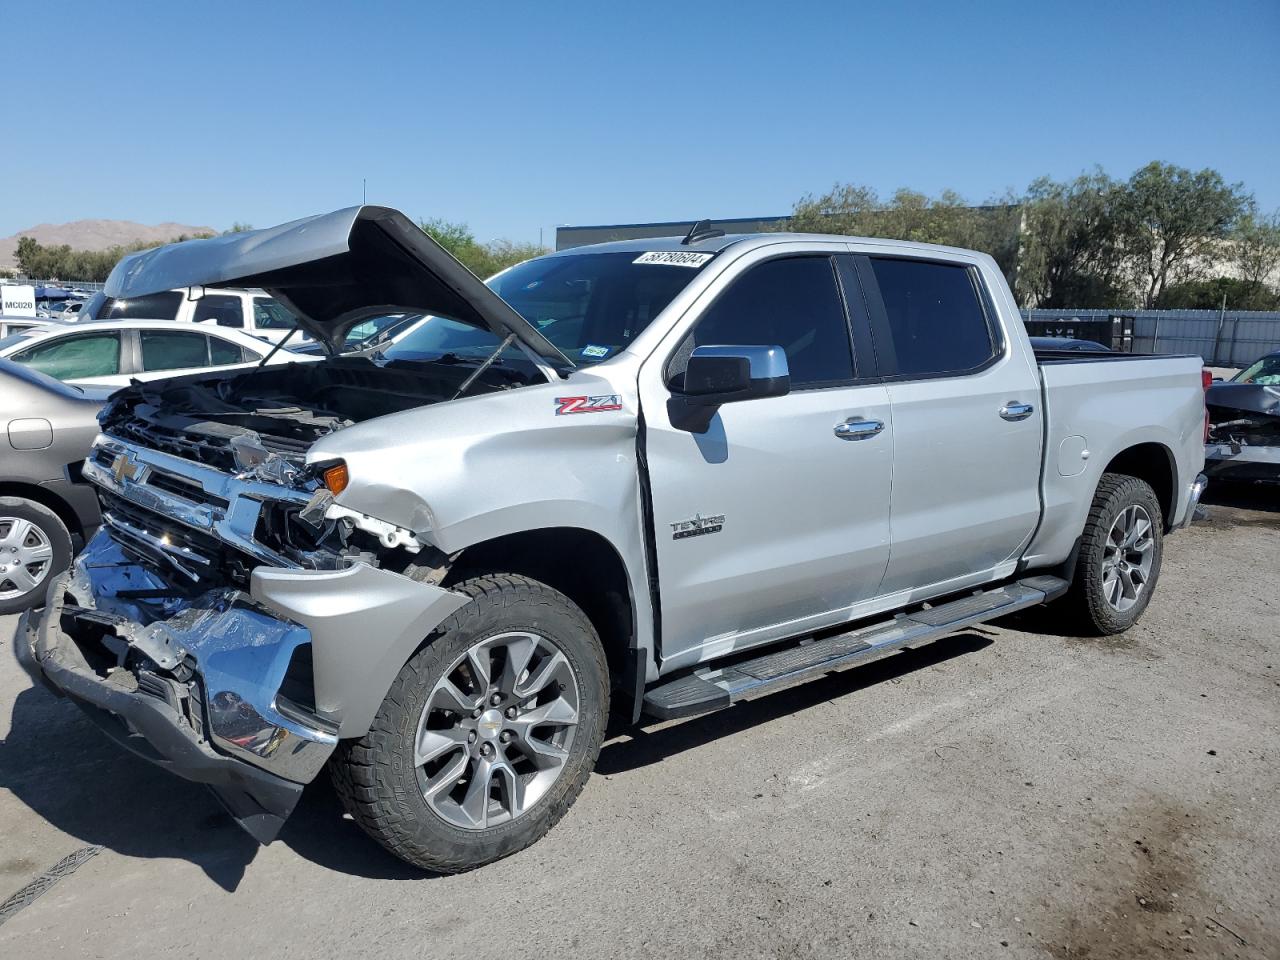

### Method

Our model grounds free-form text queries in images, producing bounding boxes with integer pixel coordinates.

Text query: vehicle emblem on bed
[111,451,146,485]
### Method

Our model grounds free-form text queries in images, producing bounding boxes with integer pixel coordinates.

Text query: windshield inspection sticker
[555,395,623,415]
[582,344,611,358]
[633,251,714,268]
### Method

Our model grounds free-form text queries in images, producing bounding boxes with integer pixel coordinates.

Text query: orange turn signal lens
[322,462,349,495]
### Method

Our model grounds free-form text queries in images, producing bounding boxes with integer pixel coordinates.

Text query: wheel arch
[1100,442,1178,531]
[444,526,640,691]
[0,481,82,541]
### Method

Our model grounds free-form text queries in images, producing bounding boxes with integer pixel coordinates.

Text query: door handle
[999,401,1035,422]
[834,418,884,440]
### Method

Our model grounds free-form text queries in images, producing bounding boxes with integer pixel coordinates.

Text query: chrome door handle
[834,418,884,440]
[999,401,1035,422]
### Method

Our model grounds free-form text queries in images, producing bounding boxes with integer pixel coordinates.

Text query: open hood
[103,206,573,368]
[1206,383,1280,418]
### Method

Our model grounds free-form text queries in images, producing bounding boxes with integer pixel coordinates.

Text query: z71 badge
[555,395,623,415]
[670,513,725,540]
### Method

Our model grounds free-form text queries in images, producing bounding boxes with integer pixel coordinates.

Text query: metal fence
[1021,308,1280,367]
[4,277,107,294]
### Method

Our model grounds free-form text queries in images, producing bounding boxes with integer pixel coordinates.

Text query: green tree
[223,222,254,235]
[417,217,548,278]
[1017,170,1128,308]
[1230,209,1280,290]
[14,236,41,275]
[11,235,194,282]
[788,184,1022,287]
[1156,275,1280,311]
[1117,162,1249,308]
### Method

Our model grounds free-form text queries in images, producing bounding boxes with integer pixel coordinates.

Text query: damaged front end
[17,365,474,842]
[1206,383,1280,482]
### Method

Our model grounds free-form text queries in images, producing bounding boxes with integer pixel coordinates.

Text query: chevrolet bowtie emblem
[111,451,145,485]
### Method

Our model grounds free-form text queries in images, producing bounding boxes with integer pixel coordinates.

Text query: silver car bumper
[16,531,469,842]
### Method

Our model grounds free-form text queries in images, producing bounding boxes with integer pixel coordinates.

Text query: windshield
[345,313,421,348]
[382,250,714,368]
[1233,355,1280,385]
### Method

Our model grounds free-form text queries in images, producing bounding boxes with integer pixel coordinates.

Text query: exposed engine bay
[1205,383,1280,481]
[99,356,536,473]
[88,357,538,594]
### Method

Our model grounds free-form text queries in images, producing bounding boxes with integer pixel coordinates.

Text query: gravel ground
[1,485,1277,959]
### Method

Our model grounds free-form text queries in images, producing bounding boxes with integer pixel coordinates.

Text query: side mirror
[679,345,790,405]
[669,345,790,432]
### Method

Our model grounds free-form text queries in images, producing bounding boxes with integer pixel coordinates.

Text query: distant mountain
[0,218,217,271]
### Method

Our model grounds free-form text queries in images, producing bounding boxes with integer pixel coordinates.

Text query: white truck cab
[86,287,306,345]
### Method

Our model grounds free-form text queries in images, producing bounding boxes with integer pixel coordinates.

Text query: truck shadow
[597,633,993,776]
[1201,478,1280,514]
[2,633,993,888]
[0,681,260,892]
[0,676,428,892]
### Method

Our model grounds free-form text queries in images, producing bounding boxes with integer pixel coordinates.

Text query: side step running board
[642,575,1068,720]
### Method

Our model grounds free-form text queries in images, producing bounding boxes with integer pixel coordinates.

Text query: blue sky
[5,0,1278,244]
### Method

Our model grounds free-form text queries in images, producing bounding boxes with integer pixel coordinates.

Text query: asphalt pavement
[1,485,1277,959]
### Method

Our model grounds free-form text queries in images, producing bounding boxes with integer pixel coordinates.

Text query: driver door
[638,251,893,670]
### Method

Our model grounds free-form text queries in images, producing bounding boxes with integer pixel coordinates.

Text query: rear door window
[865,258,996,377]
[11,332,122,379]
[140,330,210,371]
[193,294,245,328]
[97,291,182,321]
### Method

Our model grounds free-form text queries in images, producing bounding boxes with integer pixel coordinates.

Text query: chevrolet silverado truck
[16,207,1208,872]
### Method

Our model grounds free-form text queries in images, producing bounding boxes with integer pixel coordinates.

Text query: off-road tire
[1064,473,1164,635]
[330,573,610,873]
[0,497,71,615]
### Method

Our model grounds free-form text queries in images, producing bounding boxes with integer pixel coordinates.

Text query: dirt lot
[1,485,1277,959]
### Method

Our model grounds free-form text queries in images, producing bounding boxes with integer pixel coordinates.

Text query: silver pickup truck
[16,207,1208,872]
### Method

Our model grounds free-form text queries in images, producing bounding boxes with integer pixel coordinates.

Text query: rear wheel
[0,498,70,615]
[1064,474,1164,635]
[331,573,609,873]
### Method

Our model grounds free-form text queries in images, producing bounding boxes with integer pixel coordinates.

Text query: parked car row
[0,317,312,388]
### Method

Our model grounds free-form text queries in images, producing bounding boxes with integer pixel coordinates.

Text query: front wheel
[330,574,609,873]
[1064,473,1164,635]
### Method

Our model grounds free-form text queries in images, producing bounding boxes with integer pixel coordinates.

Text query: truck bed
[1021,350,1207,570]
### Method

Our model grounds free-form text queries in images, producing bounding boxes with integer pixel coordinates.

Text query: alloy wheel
[415,631,580,830]
[1101,504,1154,613]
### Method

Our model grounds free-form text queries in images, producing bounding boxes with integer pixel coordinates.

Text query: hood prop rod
[451,332,517,400]
[257,324,303,367]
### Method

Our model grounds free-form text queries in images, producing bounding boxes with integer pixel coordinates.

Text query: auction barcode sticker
[633,251,714,267]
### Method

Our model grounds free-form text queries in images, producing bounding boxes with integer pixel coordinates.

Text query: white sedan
[0,318,314,388]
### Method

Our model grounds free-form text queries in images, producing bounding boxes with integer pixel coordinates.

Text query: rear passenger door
[852,254,1042,595]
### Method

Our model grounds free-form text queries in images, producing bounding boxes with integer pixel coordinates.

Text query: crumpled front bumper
[1205,442,1280,481]
[15,531,469,843]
